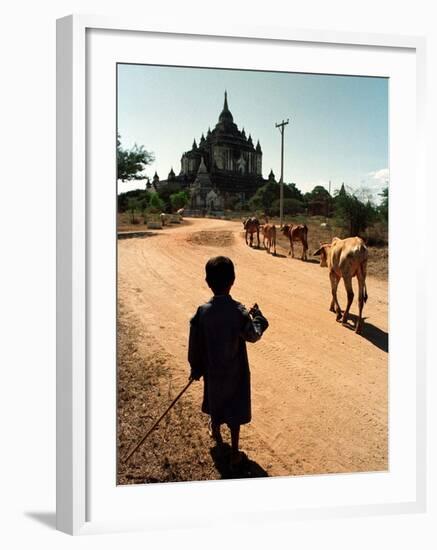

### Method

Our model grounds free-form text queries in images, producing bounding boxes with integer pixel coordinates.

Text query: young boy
[188,256,269,467]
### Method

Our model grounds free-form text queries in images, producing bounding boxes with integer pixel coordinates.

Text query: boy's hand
[189,372,202,381]
[248,303,260,317]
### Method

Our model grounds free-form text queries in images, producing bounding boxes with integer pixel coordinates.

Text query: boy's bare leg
[208,419,223,445]
[230,425,243,465]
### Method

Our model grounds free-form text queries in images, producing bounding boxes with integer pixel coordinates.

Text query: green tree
[284,182,304,201]
[248,180,279,214]
[127,197,141,224]
[304,185,333,216]
[117,135,154,182]
[271,198,305,216]
[118,189,151,213]
[170,190,189,211]
[379,187,388,222]
[334,190,377,236]
[157,181,183,212]
[148,192,165,214]
[305,185,330,201]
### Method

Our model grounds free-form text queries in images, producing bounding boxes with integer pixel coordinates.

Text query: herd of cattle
[242,216,369,334]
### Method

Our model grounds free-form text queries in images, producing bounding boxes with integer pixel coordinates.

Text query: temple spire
[197,156,208,174]
[218,90,234,124]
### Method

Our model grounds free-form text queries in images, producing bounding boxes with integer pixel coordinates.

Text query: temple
[154,91,270,211]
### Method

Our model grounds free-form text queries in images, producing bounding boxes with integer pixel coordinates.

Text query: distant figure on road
[160,212,168,226]
[188,256,269,469]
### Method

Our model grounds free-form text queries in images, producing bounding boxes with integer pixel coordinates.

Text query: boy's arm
[188,309,204,380]
[241,304,269,343]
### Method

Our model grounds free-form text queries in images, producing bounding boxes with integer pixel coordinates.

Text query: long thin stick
[122,378,195,464]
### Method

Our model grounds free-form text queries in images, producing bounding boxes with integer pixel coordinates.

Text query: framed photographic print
[56,15,427,535]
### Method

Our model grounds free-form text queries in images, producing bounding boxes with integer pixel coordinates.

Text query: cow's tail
[363,282,368,303]
[361,258,368,303]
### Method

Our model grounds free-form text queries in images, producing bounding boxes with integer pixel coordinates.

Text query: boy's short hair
[205,256,235,294]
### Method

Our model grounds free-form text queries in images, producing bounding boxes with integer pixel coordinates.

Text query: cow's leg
[291,240,295,258]
[256,228,260,248]
[341,277,354,325]
[273,237,277,256]
[329,272,342,319]
[303,243,308,261]
[355,271,366,334]
[245,230,248,245]
[250,232,253,247]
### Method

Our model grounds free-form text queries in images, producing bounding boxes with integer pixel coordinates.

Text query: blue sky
[117,64,388,201]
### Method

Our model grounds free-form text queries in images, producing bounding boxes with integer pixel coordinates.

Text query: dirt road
[118,218,388,480]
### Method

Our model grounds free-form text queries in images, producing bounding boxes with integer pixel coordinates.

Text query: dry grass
[187,230,234,247]
[117,303,217,484]
[117,212,157,233]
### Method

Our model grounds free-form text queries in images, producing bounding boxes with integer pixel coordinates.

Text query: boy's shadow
[210,443,269,480]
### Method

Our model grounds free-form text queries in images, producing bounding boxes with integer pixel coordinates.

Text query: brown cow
[281,224,308,260]
[243,217,260,248]
[314,236,368,334]
[262,223,277,255]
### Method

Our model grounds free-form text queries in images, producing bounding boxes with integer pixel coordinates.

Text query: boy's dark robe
[188,295,268,426]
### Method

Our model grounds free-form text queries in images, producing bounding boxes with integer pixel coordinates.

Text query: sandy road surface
[118,218,388,478]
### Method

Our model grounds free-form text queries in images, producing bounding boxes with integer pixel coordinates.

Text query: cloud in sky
[301,169,389,203]
[368,168,389,185]
[356,167,389,204]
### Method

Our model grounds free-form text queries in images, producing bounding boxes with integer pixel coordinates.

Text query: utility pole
[275,119,289,227]
[327,179,331,220]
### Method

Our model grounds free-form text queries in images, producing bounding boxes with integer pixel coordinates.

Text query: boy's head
[205,256,235,295]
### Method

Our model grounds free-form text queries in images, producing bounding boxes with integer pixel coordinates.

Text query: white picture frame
[56,14,427,535]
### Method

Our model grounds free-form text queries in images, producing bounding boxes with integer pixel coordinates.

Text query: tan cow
[262,223,277,255]
[314,236,368,334]
[281,224,308,260]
